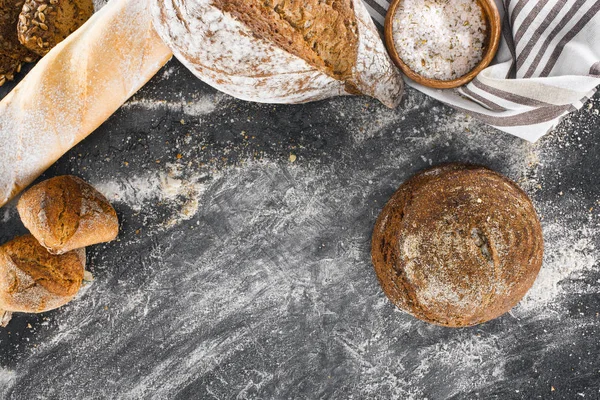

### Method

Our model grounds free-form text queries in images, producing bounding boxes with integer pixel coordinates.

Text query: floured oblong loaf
[150,0,404,107]
[0,0,172,208]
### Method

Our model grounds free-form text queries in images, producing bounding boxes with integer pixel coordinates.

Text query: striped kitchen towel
[364,0,600,142]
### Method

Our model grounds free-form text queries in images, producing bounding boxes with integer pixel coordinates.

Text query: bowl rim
[384,0,502,89]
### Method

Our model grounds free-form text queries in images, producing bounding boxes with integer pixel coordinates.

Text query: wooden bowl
[384,0,501,89]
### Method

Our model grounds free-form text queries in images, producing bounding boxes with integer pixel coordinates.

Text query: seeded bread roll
[18,0,94,56]
[17,175,118,254]
[0,234,84,319]
[0,0,38,86]
[371,164,544,327]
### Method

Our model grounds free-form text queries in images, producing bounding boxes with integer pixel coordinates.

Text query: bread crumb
[289,154,297,163]
[83,270,94,282]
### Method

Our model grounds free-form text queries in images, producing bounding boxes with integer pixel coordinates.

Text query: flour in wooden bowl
[392,0,487,81]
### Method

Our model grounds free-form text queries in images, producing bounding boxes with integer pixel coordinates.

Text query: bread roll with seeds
[0,234,85,325]
[18,175,119,254]
[0,0,38,86]
[371,164,544,327]
[0,0,172,207]
[18,0,94,56]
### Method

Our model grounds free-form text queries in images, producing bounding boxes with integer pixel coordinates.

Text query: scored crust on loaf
[17,175,118,254]
[213,0,358,82]
[371,164,544,327]
[150,0,403,106]
[0,234,84,313]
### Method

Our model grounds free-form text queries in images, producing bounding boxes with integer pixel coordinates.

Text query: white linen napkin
[363,0,600,142]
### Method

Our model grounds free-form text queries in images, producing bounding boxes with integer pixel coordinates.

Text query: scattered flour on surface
[122,93,225,117]
[516,222,598,313]
[161,66,177,79]
[93,163,217,227]
[93,0,110,12]
[416,332,504,395]
[0,369,16,398]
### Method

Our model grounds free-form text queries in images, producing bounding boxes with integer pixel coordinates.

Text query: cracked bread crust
[212,0,358,81]
[17,175,118,254]
[0,234,84,313]
[371,164,544,327]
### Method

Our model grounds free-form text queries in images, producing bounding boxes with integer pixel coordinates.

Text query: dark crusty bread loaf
[17,175,118,254]
[0,234,84,314]
[371,164,544,327]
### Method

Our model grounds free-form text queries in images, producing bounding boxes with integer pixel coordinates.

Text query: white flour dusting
[518,224,598,312]
[122,92,225,117]
[416,333,504,395]
[0,369,15,398]
[93,163,216,227]
[93,0,109,11]
[2,84,599,398]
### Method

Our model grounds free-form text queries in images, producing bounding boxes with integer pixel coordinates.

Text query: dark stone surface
[0,58,599,399]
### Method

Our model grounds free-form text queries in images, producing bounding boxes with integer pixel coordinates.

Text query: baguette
[0,0,172,208]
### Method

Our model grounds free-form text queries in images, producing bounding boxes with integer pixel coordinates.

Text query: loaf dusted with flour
[0,0,172,208]
[150,0,403,107]
[371,164,544,327]
[18,175,118,254]
[0,234,85,315]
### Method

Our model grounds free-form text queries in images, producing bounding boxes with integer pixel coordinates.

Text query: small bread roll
[371,164,544,327]
[0,234,84,314]
[17,175,118,254]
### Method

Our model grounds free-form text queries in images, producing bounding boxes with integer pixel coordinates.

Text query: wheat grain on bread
[371,164,544,327]
[150,0,403,106]
[18,175,119,254]
[0,234,85,315]
[18,0,94,56]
